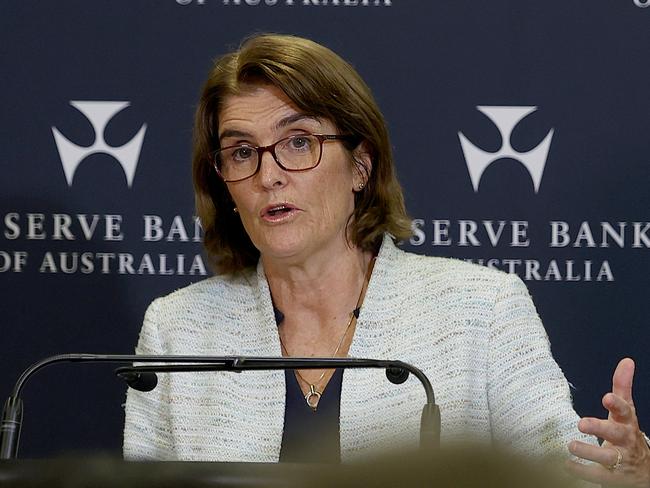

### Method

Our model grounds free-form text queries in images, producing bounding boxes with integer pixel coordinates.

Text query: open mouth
[266,205,293,217]
[261,203,299,220]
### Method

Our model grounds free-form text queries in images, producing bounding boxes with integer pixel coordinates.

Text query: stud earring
[233,207,238,213]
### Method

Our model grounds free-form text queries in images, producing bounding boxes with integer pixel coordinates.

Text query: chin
[256,232,309,261]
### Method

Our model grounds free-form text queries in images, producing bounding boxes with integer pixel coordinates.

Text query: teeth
[268,206,290,216]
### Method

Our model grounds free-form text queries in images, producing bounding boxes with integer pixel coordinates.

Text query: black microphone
[0,354,440,460]
[118,371,158,392]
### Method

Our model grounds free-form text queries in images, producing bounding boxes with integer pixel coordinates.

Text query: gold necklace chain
[278,256,375,412]
[278,310,356,409]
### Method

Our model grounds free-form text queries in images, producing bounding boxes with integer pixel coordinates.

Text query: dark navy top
[274,307,343,463]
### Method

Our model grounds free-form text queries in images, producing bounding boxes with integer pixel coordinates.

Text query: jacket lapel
[340,236,422,460]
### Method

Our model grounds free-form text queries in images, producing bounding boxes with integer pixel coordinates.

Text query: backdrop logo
[51,101,147,188]
[634,0,649,7]
[458,106,554,193]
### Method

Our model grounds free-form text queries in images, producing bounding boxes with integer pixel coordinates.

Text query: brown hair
[193,33,412,274]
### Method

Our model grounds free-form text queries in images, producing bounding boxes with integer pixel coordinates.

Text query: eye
[231,146,255,162]
[288,135,313,151]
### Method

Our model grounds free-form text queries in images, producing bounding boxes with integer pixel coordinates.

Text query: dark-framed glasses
[212,133,357,183]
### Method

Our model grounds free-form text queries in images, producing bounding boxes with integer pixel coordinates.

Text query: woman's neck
[262,242,373,325]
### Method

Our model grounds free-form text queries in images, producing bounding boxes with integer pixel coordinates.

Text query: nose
[257,148,287,189]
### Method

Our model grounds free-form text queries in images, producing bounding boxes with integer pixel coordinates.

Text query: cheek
[227,184,252,212]
[320,200,338,226]
[315,172,355,225]
[227,187,257,230]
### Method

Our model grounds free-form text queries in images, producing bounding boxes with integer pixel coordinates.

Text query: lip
[259,202,302,223]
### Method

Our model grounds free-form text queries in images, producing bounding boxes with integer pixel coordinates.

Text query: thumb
[612,357,635,405]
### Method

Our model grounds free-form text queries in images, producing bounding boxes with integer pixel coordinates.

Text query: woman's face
[218,84,367,264]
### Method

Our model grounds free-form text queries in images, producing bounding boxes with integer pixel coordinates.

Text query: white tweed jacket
[123,235,593,462]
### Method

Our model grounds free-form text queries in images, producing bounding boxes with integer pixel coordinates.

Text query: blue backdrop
[1,0,649,457]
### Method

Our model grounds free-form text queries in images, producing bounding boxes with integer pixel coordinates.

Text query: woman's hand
[566,358,650,487]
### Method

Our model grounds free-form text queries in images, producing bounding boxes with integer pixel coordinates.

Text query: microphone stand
[0,354,440,460]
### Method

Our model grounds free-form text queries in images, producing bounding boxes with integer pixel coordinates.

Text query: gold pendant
[304,384,322,412]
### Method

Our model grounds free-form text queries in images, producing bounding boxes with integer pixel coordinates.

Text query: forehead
[217,84,333,139]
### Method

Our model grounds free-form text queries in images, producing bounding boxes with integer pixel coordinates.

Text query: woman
[124,33,650,485]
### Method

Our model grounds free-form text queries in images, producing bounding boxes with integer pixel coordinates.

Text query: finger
[564,459,618,486]
[578,417,627,445]
[568,440,621,467]
[603,392,636,425]
[612,357,635,405]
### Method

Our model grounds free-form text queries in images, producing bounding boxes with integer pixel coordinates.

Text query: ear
[352,141,373,192]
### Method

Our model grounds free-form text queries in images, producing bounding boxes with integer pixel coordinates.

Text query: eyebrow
[218,114,322,143]
[218,129,252,142]
[276,113,322,130]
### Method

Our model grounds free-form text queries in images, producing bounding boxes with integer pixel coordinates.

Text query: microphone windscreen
[386,367,409,385]
[120,372,158,392]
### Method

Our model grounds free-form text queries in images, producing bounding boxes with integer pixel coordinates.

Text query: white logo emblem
[458,106,554,193]
[634,0,649,7]
[52,101,147,187]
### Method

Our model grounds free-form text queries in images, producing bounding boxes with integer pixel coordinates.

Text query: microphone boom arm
[1,354,439,460]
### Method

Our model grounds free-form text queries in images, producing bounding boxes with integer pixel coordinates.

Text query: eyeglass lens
[216,134,322,181]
